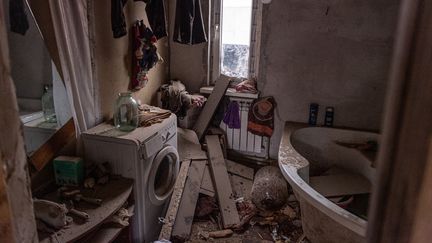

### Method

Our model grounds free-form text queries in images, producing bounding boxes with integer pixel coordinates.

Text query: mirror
[4,1,72,156]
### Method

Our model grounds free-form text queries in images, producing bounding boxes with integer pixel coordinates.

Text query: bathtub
[278,122,378,243]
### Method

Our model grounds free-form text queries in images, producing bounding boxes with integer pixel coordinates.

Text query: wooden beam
[193,75,231,140]
[159,160,191,241]
[205,135,240,228]
[172,160,207,239]
[29,118,76,171]
[367,0,432,241]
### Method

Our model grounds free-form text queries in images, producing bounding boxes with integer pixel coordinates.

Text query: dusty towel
[138,104,171,127]
[248,97,276,137]
[223,101,241,129]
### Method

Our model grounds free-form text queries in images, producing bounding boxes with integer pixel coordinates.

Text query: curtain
[48,0,98,134]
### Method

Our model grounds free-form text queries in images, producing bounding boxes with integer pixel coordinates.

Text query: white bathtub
[279,122,378,243]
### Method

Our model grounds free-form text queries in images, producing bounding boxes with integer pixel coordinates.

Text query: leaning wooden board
[205,135,240,228]
[171,160,207,239]
[159,160,191,240]
[193,75,231,140]
[309,174,371,197]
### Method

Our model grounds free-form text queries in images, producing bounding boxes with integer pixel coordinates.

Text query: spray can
[308,103,319,126]
[324,107,334,127]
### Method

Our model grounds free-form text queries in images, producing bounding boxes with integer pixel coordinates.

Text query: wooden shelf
[77,205,135,243]
[38,177,133,243]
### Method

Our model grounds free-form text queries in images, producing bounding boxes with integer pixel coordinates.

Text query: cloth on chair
[223,101,241,129]
[248,97,276,137]
[160,80,206,117]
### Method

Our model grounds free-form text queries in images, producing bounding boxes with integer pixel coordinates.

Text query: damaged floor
[160,128,309,243]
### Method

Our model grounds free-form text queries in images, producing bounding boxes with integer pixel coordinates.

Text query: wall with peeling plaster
[93,0,169,119]
[167,0,400,159]
[259,0,400,158]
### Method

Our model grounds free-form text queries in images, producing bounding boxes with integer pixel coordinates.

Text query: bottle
[114,92,139,131]
[308,103,319,126]
[41,84,57,123]
[324,106,334,127]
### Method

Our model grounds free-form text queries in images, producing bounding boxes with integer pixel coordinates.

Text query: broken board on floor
[193,75,231,141]
[159,160,191,240]
[205,135,240,228]
[171,159,207,240]
[309,173,371,197]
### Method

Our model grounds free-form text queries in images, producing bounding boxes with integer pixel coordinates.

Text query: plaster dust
[93,0,169,120]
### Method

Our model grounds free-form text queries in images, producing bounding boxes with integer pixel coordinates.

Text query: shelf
[38,177,133,243]
[77,205,135,243]
[200,86,259,99]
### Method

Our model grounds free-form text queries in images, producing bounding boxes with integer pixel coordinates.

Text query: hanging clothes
[111,0,128,38]
[248,97,276,137]
[9,0,29,35]
[141,0,168,39]
[130,20,159,91]
[223,101,241,129]
[173,0,207,45]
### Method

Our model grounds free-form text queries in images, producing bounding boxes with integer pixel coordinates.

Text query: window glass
[220,0,253,78]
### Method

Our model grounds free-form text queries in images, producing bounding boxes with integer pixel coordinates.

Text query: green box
[53,156,84,186]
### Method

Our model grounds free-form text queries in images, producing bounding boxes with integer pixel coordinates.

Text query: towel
[138,104,171,127]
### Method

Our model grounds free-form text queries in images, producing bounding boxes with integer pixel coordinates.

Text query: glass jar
[114,92,139,131]
[41,84,57,123]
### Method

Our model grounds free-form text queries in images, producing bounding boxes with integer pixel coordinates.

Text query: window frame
[208,0,263,85]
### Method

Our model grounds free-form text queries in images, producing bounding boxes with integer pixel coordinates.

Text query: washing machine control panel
[159,117,177,143]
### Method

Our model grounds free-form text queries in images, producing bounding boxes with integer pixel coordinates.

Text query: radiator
[219,97,269,159]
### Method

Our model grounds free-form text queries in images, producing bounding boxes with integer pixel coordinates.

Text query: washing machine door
[148,145,179,205]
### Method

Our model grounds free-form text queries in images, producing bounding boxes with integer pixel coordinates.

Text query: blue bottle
[308,103,319,126]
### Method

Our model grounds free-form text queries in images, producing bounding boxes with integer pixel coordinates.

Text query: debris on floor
[159,128,309,243]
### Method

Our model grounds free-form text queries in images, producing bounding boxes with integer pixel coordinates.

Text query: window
[210,0,261,83]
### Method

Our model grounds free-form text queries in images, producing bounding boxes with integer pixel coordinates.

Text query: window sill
[199,86,259,99]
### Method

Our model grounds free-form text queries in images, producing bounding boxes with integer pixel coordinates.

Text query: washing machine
[82,114,179,242]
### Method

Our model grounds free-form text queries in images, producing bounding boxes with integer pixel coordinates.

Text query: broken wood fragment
[159,160,191,240]
[30,118,76,171]
[172,160,207,239]
[209,229,234,238]
[205,135,240,228]
[193,75,231,141]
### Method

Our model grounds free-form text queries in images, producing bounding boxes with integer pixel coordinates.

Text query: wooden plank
[30,118,76,171]
[172,160,207,239]
[200,165,215,196]
[205,135,240,228]
[193,75,231,140]
[177,128,207,161]
[226,160,254,180]
[309,174,371,197]
[159,160,191,240]
[230,174,253,199]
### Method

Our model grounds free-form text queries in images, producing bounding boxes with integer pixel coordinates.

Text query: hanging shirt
[9,0,29,35]
[173,0,207,45]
